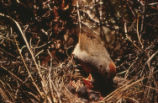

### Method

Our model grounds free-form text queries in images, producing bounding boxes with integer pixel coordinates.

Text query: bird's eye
[99,65,102,68]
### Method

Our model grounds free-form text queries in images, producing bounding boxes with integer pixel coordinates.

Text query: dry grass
[0,0,158,103]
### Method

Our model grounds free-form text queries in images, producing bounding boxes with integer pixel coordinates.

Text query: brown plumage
[72,28,116,81]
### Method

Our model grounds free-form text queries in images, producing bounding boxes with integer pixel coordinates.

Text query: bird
[72,26,116,92]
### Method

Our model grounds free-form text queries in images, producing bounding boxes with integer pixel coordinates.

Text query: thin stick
[124,20,142,51]
[0,13,45,96]
[103,77,144,101]
[14,37,43,97]
[76,1,82,31]
[136,16,144,49]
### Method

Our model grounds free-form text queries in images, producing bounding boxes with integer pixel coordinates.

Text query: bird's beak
[108,61,116,77]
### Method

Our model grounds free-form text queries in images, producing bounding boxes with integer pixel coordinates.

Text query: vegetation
[0,0,157,102]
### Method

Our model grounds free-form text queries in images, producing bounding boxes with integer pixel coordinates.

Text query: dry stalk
[124,20,142,51]
[76,1,82,30]
[124,56,139,79]
[143,50,158,102]
[47,49,57,103]
[0,87,11,102]
[0,13,45,97]
[136,16,144,49]
[1,66,23,83]
[146,50,158,65]
[13,37,42,96]
[102,77,144,102]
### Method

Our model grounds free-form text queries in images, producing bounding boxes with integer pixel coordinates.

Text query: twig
[124,20,142,51]
[103,77,144,102]
[0,13,45,97]
[14,37,42,97]
[0,65,23,83]
[76,1,82,30]
[136,16,144,49]
[146,50,158,65]
[143,50,158,102]
[0,87,11,102]
[48,50,56,103]
[126,1,136,17]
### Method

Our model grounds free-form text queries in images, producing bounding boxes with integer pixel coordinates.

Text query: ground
[0,0,158,103]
